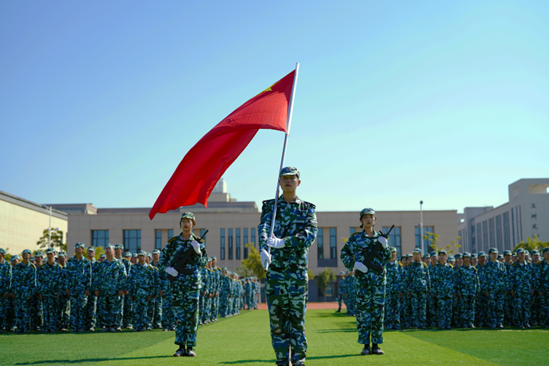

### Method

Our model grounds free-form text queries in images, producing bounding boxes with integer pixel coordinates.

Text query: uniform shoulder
[168,235,179,243]
[262,199,275,207]
[448,263,454,268]
[301,200,316,210]
[350,231,362,238]
[422,262,428,268]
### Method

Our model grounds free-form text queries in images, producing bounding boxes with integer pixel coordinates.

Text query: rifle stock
[167,230,209,282]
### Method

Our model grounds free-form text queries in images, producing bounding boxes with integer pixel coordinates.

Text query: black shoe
[371,344,384,355]
[173,346,186,357]
[361,344,370,355]
[187,347,196,357]
[336,308,341,313]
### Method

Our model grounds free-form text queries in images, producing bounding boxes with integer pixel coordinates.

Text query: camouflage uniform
[199,266,209,324]
[405,254,430,329]
[115,246,132,329]
[159,226,208,348]
[510,255,536,327]
[475,256,488,327]
[259,190,317,366]
[539,250,549,327]
[129,256,155,331]
[455,257,479,328]
[385,259,403,329]
[503,251,514,326]
[344,274,357,316]
[149,259,162,329]
[57,252,70,331]
[0,251,12,331]
[37,252,63,332]
[219,271,230,317]
[85,254,100,330]
[96,252,127,330]
[12,251,37,332]
[210,266,221,321]
[66,244,93,332]
[432,260,454,328]
[481,250,506,328]
[341,228,391,345]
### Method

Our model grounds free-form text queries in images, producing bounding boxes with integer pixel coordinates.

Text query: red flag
[149,70,296,220]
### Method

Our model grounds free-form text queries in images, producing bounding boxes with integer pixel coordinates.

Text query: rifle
[361,225,394,272]
[167,230,208,282]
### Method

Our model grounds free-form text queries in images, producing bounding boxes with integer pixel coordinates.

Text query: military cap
[503,250,512,256]
[100,254,106,258]
[35,251,44,257]
[211,256,217,260]
[114,244,124,250]
[471,253,478,259]
[430,251,437,257]
[152,249,161,254]
[11,255,20,261]
[478,251,486,257]
[58,251,67,257]
[405,253,413,258]
[105,244,114,249]
[463,252,471,258]
[497,254,504,260]
[222,267,227,270]
[146,252,152,258]
[390,247,397,253]
[137,251,146,256]
[360,208,376,218]
[180,212,196,225]
[75,242,86,249]
[531,250,540,255]
[30,256,35,261]
[516,248,526,254]
[123,251,132,257]
[512,252,516,256]
[448,255,455,261]
[339,271,345,275]
[280,166,300,178]
[87,246,95,252]
[438,249,447,255]
[132,253,138,257]
[543,247,549,254]
[0,248,5,255]
[454,253,462,259]
[423,253,430,258]
[488,248,498,254]
[413,248,422,254]
[46,248,56,254]
[22,249,32,255]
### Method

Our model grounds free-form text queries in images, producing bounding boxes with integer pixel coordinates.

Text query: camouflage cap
[543,247,549,254]
[390,247,397,253]
[105,244,114,249]
[114,244,124,250]
[360,208,376,218]
[423,253,430,258]
[488,248,498,254]
[0,248,5,255]
[471,253,478,259]
[516,248,526,254]
[503,250,512,256]
[497,254,504,260]
[280,166,300,178]
[133,253,138,257]
[531,250,540,255]
[512,252,516,256]
[100,254,106,258]
[413,248,421,254]
[339,271,345,275]
[405,253,413,258]
[146,252,152,258]
[58,251,67,257]
[75,242,86,249]
[478,251,486,257]
[430,251,437,257]
[34,251,44,257]
[152,249,161,254]
[46,248,56,254]
[438,249,447,255]
[454,253,462,259]
[123,251,132,257]
[448,255,455,261]
[22,249,32,255]
[11,255,20,261]
[87,247,95,252]
[222,267,227,270]
[30,257,35,261]
[211,256,217,260]
[137,251,146,256]
[463,252,471,258]
[180,212,196,225]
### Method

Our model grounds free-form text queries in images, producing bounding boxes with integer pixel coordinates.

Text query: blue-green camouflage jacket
[539,261,549,291]
[0,260,12,294]
[129,263,155,297]
[432,263,454,297]
[258,197,317,271]
[510,261,536,294]
[405,261,430,292]
[385,261,404,294]
[159,232,208,288]
[480,260,506,293]
[96,259,127,295]
[456,264,479,296]
[12,262,37,297]
[66,256,93,292]
[38,262,64,296]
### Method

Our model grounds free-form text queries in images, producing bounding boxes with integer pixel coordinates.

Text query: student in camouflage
[160,212,208,357]
[38,248,63,332]
[129,251,155,331]
[482,248,506,328]
[406,248,430,329]
[385,248,403,330]
[11,249,37,332]
[151,250,163,329]
[539,248,549,328]
[510,248,536,328]
[336,272,345,313]
[114,244,132,329]
[95,244,127,332]
[427,251,438,327]
[503,250,514,326]
[432,250,454,329]
[259,167,317,366]
[456,252,480,328]
[85,247,99,331]
[56,251,70,331]
[30,251,44,331]
[475,252,488,327]
[0,248,12,332]
[210,257,221,321]
[66,242,93,332]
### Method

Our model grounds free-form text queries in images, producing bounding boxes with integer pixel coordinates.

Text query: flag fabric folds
[149,70,296,220]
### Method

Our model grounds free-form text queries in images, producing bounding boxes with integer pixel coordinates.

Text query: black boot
[361,344,370,355]
[336,307,341,313]
[173,345,186,357]
[371,343,385,355]
[187,347,196,357]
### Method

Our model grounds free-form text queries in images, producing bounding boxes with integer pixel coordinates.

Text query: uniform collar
[278,195,302,205]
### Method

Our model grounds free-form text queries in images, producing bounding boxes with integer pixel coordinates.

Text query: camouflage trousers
[122,295,132,328]
[347,293,357,316]
[355,274,386,344]
[486,292,504,327]
[514,292,532,326]
[132,294,150,330]
[203,296,212,322]
[212,295,220,320]
[162,292,175,329]
[0,296,6,330]
[531,293,542,325]
[220,294,229,317]
[460,295,476,327]
[14,295,31,331]
[542,292,549,326]
[57,294,70,330]
[42,295,58,332]
[172,282,200,347]
[336,293,343,308]
[151,297,162,328]
[427,292,437,327]
[452,296,461,326]
[98,295,122,329]
[409,291,427,328]
[475,294,488,326]
[504,292,514,325]
[70,292,88,331]
[30,295,43,331]
[199,293,205,322]
[385,292,400,329]
[436,295,453,328]
[85,294,97,330]
[266,268,308,365]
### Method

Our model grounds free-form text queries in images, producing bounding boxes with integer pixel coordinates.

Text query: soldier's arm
[258,201,274,252]
[284,206,318,249]
[340,239,355,271]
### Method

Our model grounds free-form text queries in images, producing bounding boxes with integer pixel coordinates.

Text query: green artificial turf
[1,310,548,365]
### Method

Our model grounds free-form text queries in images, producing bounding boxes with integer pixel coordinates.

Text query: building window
[330,228,337,259]
[220,229,225,260]
[155,230,162,249]
[228,228,233,260]
[518,205,523,242]
[503,212,511,250]
[251,228,256,248]
[236,228,241,260]
[168,229,174,239]
[243,228,249,259]
[383,226,401,258]
[200,229,207,246]
[482,221,488,252]
[476,223,482,250]
[495,215,503,251]
[489,218,495,248]
[91,230,109,247]
[415,226,433,251]
[123,230,141,253]
[317,228,324,259]
[511,208,515,247]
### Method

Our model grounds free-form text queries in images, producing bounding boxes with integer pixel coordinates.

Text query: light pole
[419,200,424,254]
[42,205,52,248]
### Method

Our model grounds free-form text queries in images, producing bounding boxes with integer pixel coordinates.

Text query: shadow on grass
[220,354,361,364]
[15,356,173,365]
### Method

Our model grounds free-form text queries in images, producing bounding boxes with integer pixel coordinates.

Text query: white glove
[266,236,285,249]
[260,249,272,266]
[354,262,369,273]
[378,236,388,249]
[165,267,178,277]
[191,240,201,254]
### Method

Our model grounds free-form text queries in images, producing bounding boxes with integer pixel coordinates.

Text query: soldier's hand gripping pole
[362,225,394,272]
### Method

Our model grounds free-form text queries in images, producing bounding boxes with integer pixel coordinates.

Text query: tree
[307,268,315,281]
[316,267,336,302]
[236,243,266,279]
[36,228,66,251]
[423,232,441,253]
[93,246,106,261]
[514,235,549,253]
[433,235,462,254]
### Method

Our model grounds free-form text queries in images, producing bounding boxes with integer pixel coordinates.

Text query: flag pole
[264,62,300,270]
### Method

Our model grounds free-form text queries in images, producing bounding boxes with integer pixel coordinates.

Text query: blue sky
[1,0,548,213]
